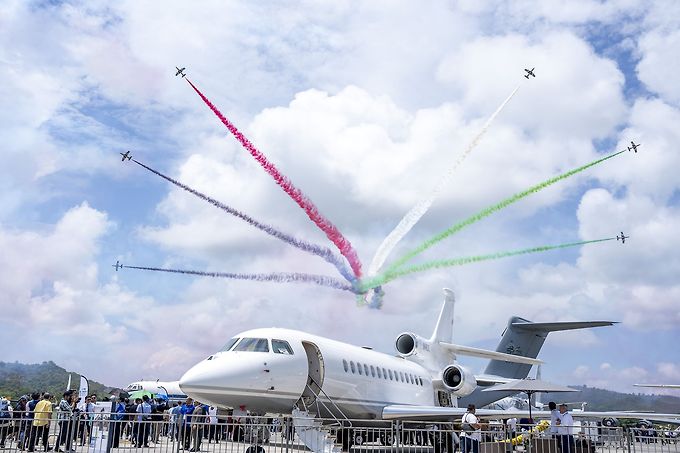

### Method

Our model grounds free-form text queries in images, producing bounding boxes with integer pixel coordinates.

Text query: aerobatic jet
[112,260,123,271]
[617,232,629,243]
[524,67,536,79]
[628,141,641,153]
[175,66,186,77]
[120,151,132,161]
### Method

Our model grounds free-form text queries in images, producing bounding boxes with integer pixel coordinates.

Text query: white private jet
[179,289,622,421]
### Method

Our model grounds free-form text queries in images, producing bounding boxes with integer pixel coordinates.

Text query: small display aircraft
[524,67,536,79]
[112,260,123,271]
[175,66,186,78]
[120,151,132,161]
[617,231,629,244]
[628,141,641,153]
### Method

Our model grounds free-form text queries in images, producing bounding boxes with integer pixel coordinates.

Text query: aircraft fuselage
[179,327,434,419]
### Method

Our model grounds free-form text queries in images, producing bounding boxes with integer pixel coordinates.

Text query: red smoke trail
[185,79,363,278]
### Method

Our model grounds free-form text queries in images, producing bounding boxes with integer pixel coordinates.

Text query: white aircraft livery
[179,289,647,422]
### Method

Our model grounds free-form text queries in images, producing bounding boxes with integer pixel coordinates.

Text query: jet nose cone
[179,362,210,393]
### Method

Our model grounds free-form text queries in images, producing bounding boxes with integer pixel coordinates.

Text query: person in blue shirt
[180,398,195,450]
[135,395,152,447]
[111,398,127,448]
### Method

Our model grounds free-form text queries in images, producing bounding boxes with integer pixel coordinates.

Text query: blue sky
[1,0,679,394]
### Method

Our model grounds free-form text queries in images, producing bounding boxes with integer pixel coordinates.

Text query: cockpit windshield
[222,337,240,352]
[125,384,142,391]
[233,337,269,352]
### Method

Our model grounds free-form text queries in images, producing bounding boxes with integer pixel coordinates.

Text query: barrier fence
[0,412,678,453]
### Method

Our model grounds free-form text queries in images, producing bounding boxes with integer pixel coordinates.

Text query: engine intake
[441,364,477,397]
[395,332,426,357]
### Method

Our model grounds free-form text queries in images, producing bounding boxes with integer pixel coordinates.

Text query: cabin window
[233,337,269,352]
[343,360,349,373]
[350,361,356,374]
[388,370,393,380]
[400,372,404,382]
[410,374,414,384]
[357,363,363,375]
[376,367,382,379]
[221,337,240,351]
[272,339,294,355]
[383,368,387,379]
[370,365,375,377]
[363,364,369,376]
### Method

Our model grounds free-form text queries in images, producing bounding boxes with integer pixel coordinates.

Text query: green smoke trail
[360,237,615,290]
[380,148,627,277]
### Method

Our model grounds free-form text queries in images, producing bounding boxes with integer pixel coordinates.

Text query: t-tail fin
[430,288,456,343]
[483,317,616,379]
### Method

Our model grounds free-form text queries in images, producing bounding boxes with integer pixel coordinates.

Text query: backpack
[461,413,475,434]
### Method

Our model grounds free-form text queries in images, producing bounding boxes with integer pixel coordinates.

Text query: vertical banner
[79,375,89,403]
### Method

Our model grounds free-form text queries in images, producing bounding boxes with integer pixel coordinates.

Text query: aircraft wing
[634,384,680,389]
[439,342,544,365]
[382,405,680,422]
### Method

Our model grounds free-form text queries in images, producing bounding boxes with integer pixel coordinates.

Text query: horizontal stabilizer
[440,342,543,365]
[512,320,616,332]
[474,374,515,385]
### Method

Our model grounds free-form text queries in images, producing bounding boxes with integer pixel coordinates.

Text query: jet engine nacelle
[395,332,429,357]
[602,417,619,427]
[441,364,477,397]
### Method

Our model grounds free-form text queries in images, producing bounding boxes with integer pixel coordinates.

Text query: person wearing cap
[556,403,575,453]
[28,393,53,452]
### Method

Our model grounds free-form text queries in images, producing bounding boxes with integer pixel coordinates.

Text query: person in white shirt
[460,404,482,453]
[556,404,575,453]
[506,418,518,438]
[207,406,219,443]
[548,402,560,436]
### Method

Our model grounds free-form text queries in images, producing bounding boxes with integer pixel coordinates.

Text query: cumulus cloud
[1,0,678,392]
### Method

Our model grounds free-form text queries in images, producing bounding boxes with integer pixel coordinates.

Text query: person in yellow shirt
[28,393,53,452]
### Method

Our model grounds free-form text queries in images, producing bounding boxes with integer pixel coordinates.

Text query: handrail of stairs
[303,376,353,428]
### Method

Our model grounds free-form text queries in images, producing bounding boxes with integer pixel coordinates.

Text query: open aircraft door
[300,341,325,407]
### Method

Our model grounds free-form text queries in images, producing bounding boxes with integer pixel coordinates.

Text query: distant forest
[0,361,120,400]
[1,361,679,414]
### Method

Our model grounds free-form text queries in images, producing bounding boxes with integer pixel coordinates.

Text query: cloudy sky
[1,0,679,396]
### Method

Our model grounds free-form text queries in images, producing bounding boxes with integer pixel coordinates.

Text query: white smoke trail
[367,84,521,276]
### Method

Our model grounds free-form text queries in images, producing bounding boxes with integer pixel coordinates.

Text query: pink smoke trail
[185,79,363,278]
[130,158,355,284]
[121,264,355,292]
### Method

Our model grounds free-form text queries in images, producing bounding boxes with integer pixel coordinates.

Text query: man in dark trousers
[57,391,76,452]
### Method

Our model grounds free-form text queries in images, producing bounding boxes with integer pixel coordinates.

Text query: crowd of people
[0,393,271,452]
[0,391,112,452]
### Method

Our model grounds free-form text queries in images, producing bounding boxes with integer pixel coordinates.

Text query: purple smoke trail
[122,264,355,292]
[130,158,355,283]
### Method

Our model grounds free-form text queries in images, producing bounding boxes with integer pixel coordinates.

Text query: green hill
[0,361,120,400]
[567,385,680,413]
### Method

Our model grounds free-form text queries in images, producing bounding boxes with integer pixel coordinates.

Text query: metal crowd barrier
[0,412,678,453]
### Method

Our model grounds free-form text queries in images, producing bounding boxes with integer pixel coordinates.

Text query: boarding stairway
[292,377,352,453]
